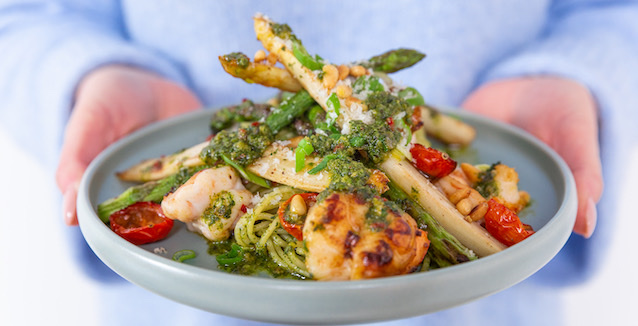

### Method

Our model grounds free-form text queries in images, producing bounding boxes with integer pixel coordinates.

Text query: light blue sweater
[1,0,637,325]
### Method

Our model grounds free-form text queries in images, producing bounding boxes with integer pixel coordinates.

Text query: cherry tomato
[109,202,174,245]
[484,199,534,246]
[409,144,457,179]
[277,193,318,241]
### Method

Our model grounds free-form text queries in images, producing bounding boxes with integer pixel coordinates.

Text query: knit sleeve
[0,0,188,162]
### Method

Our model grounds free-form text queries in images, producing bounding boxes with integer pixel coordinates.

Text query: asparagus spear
[97,166,206,223]
[219,52,303,92]
[385,181,477,267]
[264,89,315,133]
[210,98,271,133]
[211,89,315,135]
[359,48,426,73]
[218,49,424,92]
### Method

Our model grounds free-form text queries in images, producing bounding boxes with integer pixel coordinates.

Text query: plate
[77,109,577,325]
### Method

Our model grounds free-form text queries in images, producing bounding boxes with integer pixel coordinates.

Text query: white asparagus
[219,55,303,92]
[420,106,476,146]
[116,140,332,192]
[380,153,506,256]
[116,141,208,182]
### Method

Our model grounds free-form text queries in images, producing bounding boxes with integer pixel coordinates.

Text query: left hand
[55,65,202,226]
[462,76,603,238]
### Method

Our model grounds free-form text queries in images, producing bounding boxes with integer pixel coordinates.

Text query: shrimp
[302,192,429,281]
[161,166,253,241]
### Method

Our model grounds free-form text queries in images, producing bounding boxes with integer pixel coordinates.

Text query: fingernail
[584,198,597,238]
[62,183,79,225]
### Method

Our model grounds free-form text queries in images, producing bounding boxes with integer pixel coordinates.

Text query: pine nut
[254,50,267,62]
[289,195,307,216]
[322,64,339,89]
[337,64,350,80]
[350,65,368,77]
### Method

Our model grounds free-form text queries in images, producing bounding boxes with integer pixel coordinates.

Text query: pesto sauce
[365,196,389,230]
[270,22,299,44]
[365,91,413,121]
[200,123,274,166]
[348,120,401,164]
[202,191,235,227]
[475,162,499,198]
[209,99,271,133]
[208,240,305,279]
[221,52,250,69]
[325,157,370,193]
[307,91,409,165]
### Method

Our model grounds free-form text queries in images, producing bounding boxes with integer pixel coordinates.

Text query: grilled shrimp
[303,192,429,281]
[161,166,252,241]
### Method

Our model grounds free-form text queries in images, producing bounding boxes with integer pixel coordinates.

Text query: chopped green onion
[295,137,315,172]
[352,75,385,94]
[220,154,271,188]
[398,118,413,146]
[172,249,196,262]
[307,105,324,125]
[349,136,365,148]
[308,154,338,175]
[292,42,324,71]
[398,87,425,106]
[216,243,243,265]
[325,93,341,127]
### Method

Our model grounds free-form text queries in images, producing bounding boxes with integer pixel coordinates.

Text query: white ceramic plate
[77,109,577,325]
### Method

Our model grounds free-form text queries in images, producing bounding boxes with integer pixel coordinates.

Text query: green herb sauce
[202,191,235,227]
[208,240,305,279]
[475,162,500,198]
[365,91,413,121]
[270,22,299,43]
[200,123,274,166]
[209,99,271,133]
[221,52,250,69]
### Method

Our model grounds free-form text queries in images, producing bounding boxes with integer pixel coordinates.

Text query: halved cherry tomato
[409,144,457,179]
[109,201,174,245]
[484,199,534,247]
[277,193,318,241]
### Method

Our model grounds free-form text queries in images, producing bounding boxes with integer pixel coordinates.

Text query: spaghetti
[233,186,310,278]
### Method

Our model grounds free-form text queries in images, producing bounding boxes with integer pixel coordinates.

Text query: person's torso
[120,0,550,108]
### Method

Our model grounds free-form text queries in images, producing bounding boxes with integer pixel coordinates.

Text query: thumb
[56,151,87,226]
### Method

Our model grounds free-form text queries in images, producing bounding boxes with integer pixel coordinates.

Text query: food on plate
[108,201,174,245]
[98,13,534,280]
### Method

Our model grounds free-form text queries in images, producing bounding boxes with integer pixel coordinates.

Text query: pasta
[233,186,310,278]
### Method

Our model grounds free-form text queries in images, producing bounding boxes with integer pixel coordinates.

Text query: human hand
[55,65,202,226]
[462,76,603,238]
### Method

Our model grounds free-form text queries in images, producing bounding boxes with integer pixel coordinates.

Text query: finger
[61,180,80,225]
[550,113,603,238]
[55,102,119,225]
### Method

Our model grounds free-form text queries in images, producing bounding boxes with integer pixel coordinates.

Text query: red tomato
[277,193,318,241]
[484,199,534,246]
[109,202,174,245]
[409,144,457,179]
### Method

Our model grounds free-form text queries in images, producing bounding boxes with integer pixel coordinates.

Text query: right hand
[55,65,202,226]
